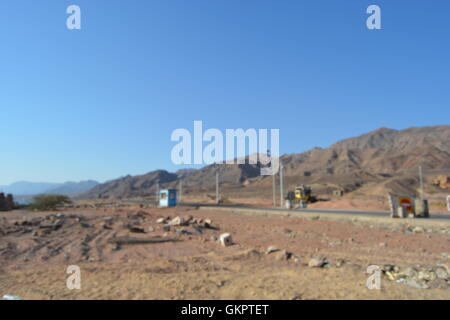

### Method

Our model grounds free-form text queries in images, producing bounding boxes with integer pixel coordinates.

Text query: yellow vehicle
[286,185,317,208]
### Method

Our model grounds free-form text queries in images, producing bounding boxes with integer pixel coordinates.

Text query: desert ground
[0,203,449,300]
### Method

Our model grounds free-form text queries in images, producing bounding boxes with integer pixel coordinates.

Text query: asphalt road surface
[126,200,450,223]
[183,203,450,222]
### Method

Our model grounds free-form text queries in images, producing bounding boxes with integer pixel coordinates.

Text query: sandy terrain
[0,205,449,300]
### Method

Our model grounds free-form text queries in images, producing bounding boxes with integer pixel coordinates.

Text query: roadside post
[447,195,450,212]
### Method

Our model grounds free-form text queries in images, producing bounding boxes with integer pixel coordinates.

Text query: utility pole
[272,171,276,208]
[268,149,276,208]
[279,161,284,208]
[179,177,182,203]
[155,179,160,204]
[419,166,424,199]
[216,169,219,205]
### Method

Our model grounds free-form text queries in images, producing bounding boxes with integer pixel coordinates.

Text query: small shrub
[29,194,72,211]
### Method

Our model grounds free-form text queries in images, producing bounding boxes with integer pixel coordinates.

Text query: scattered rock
[404,278,429,290]
[417,270,435,282]
[168,216,186,227]
[335,258,347,267]
[175,228,192,235]
[102,223,112,230]
[435,266,449,280]
[441,252,450,259]
[398,267,417,279]
[80,222,92,228]
[382,265,400,273]
[432,175,450,189]
[265,246,280,255]
[412,226,424,234]
[156,218,166,224]
[308,257,328,268]
[242,249,262,259]
[203,219,213,228]
[385,263,450,290]
[273,250,291,261]
[183,215,193,224]
[328,241,341,247]
[219,233,233,247]
[128,227,145,234]
[191,225,204,234]
[427,278,448,290]
[39,221,55,230]
[39,229,51,236]
[128,212,145,220]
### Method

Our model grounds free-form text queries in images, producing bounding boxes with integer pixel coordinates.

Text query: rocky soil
[0,205,449,300]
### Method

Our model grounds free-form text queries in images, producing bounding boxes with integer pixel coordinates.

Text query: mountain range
[84,125,450,200]
[0,180,99,196]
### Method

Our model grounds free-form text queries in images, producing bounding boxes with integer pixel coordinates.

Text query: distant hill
[85,171,178,199]
[0,182,60,196]
[46,180,99,195]
[84,125,450,199]
[275,126,450,196]
[0,180,99,196]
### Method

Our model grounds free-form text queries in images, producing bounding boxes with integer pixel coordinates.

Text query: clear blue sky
[1,1,449,185]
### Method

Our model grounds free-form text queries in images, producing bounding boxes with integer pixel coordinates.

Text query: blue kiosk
[159,189,177,207]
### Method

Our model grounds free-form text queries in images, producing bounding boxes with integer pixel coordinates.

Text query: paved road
[126,200,450,223]
[184,203,450,221]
